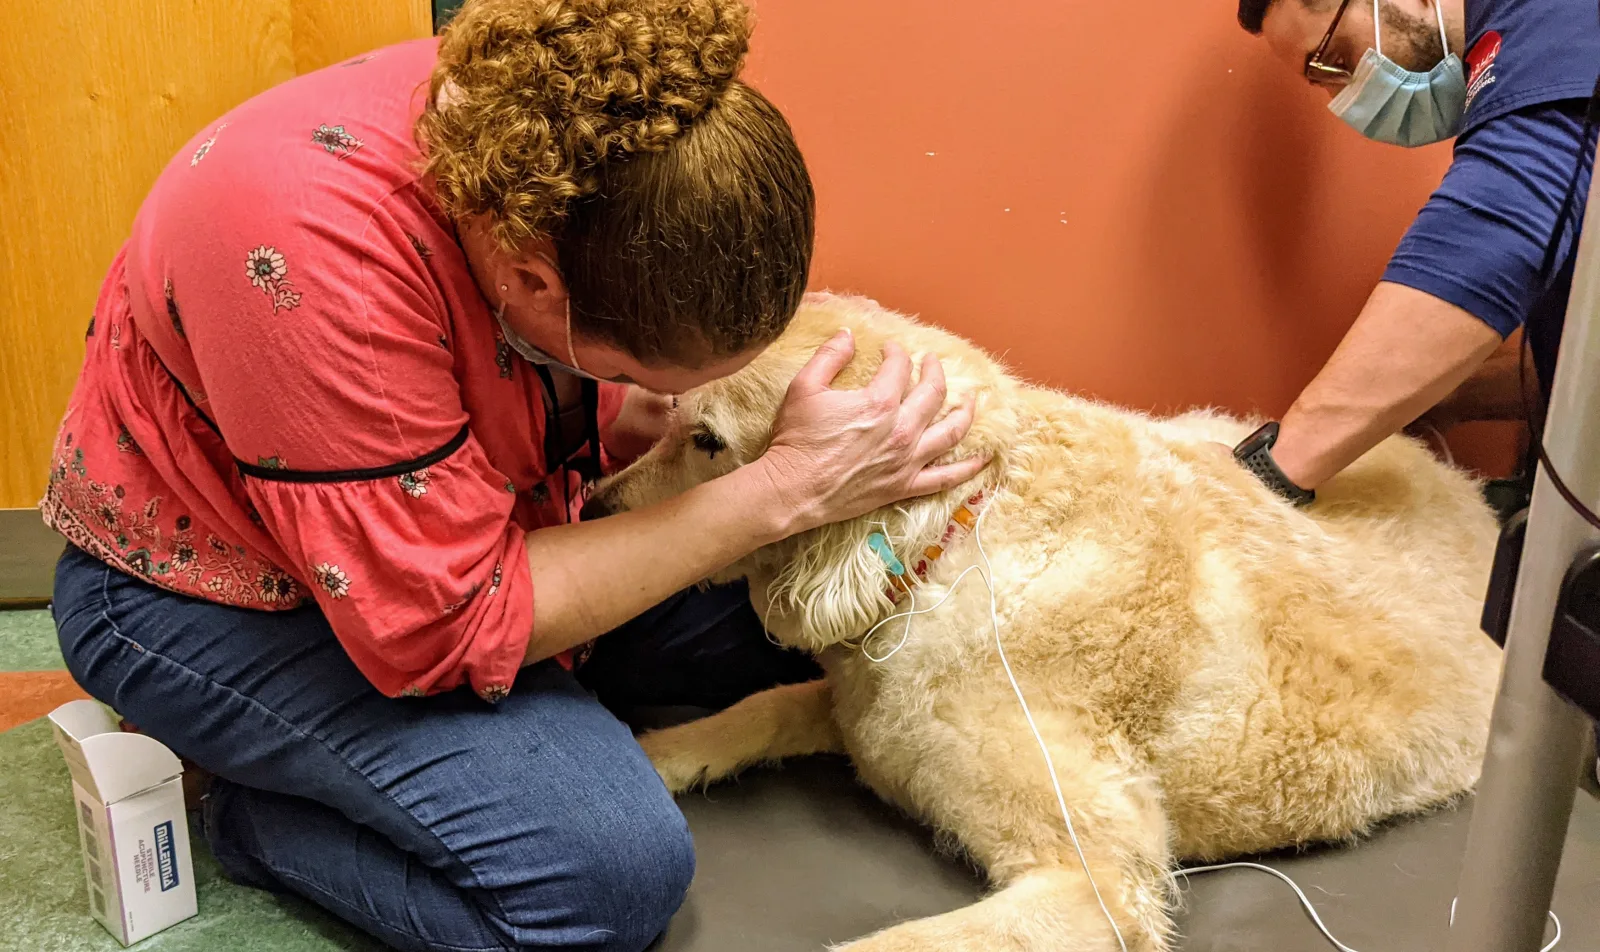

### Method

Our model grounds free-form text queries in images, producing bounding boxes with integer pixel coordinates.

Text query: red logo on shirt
[1465,31,1502,108]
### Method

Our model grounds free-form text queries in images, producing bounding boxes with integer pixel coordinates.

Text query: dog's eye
[691,429,725,458]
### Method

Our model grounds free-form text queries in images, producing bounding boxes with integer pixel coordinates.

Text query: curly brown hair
[419,0,814,365]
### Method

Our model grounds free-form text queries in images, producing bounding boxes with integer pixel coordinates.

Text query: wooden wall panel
[0,0,429,509]
[292,0,434,74]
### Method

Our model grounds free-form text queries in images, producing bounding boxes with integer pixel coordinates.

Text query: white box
[48,700,198,946]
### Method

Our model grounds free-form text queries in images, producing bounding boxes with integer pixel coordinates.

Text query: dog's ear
[765,501,949,652]
[766,519,891,651]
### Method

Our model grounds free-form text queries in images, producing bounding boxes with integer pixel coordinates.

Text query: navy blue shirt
[1381,0,1599,389]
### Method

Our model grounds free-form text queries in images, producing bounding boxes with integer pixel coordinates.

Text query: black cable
[1517,66,1600,533]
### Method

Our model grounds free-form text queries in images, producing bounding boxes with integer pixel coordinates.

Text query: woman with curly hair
[42,1,981,948]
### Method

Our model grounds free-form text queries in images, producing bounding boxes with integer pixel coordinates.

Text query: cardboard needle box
[48,699,198,945]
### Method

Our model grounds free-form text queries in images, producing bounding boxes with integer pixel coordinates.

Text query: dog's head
[586,292,1018,652]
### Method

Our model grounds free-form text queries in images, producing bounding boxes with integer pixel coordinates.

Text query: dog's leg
[840,714,1174,952]
[834,865,1165,952]
[637,679,842,794]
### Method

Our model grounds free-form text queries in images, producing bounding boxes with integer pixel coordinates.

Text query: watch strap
[1233,422,1315,507]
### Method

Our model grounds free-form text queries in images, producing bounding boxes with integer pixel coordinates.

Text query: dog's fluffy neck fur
[756,384,1191,660]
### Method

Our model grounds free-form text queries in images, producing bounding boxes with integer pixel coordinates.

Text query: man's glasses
[1305,0,1357,88]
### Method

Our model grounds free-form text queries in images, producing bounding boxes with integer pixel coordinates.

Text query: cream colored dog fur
[589,292,1503,952]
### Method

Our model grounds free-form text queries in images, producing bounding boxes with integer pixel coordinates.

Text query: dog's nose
[579,494,615,522]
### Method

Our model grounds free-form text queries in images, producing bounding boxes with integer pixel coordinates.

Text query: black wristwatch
[1232,422,1315,507]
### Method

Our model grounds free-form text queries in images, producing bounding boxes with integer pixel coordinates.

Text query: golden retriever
[588,292,1502,951]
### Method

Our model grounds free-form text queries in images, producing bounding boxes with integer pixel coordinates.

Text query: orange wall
[744,0,1516,476]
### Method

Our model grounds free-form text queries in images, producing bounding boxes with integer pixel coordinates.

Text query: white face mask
[494,253,598,381]
[1328,0,1466,147]
[495,303,598,381]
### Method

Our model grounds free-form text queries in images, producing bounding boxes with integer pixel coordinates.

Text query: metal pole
[1442,174,1600,952]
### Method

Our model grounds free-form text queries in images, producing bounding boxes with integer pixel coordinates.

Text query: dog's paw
[636,726,720,795]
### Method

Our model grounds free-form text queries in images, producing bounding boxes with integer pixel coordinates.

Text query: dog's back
[971,380,1502,860]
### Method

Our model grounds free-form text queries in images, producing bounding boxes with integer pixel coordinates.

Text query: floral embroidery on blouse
[399,685,425,698]
[171,534,197,572]
[397,469,430,498]
[115,425,143,456]
[442,580,483,614]
[406,233,432,259]
[245,245,302,313]
[479,684,511,703]
[493,329,514,379]
[441,582,483,617]
[488,561,503,596]
[504,479,516,493]
[311,124,363,158]
[257,568,299,604]
[313,562,351,599]
[164,278,185,339]
[256,455,286,470]
[41,439,307,609]
[190,124,226,167]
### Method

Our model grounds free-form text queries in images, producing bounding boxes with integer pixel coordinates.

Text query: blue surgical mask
[1328,0,1465,147]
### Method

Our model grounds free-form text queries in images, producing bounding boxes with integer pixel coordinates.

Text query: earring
[498,284,509,292]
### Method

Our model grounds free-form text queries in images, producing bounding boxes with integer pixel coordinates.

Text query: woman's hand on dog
[754,329,986,534]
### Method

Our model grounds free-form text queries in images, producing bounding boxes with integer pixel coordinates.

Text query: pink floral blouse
[41,38,625,702]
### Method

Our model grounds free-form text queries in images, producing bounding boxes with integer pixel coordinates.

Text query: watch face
[1235,422,1278,459]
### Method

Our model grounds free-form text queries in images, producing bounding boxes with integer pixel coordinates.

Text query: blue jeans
[52,544,818,952]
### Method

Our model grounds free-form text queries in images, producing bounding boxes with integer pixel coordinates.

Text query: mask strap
[1431,0,1449,55]
[532,249,587,376]
[1372,0,1383,57]
[564,301,585,376]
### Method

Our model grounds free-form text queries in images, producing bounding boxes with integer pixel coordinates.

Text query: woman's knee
[569,798,695,950]
[497,791,695,951]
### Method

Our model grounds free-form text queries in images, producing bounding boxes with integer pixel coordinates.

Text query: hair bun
[420,0,753,248]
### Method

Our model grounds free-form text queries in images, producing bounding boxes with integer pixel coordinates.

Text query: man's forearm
[521,461,793,663]
[1271,282,1503,490]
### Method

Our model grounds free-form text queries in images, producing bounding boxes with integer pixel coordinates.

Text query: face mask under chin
[495,303,601,381]
[1326,0,1466,147]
